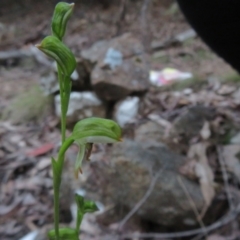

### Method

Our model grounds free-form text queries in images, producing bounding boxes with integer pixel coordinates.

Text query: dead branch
[120,203,240,239]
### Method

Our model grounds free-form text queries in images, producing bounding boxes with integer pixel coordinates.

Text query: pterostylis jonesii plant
[36,2,122,239]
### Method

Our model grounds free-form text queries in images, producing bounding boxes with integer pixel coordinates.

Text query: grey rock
[81,33,144,64]
[81,33,149,100]
[134,120,165,144]
[84,140,204,227]
[91,55,149,100]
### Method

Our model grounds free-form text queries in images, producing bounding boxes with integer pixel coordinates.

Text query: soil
[0,0,240,239]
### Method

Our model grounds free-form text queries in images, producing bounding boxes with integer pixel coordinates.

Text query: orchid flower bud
[51,2,74,40]
[36,36,76,76]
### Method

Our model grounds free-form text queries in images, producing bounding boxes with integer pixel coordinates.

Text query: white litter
[115,97,139,127]
[19,231,38,240]
[149,68,193,87]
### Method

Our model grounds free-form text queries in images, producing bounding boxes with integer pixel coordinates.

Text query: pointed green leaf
[75,193,84,232]
[51,157,59,176]
[51,2,74,40]
[83,200,99,214]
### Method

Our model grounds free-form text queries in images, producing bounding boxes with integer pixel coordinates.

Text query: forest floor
[1,1,240,240]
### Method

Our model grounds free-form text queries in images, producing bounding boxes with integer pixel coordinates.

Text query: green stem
[57,64,66,143]
[76,212,84,233]
[58,137,75,170]
[52,138,74,240]
[52,166,60,240]
[52,65,72,240]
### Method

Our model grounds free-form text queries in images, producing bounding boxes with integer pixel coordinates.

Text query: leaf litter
[1,1,240,239]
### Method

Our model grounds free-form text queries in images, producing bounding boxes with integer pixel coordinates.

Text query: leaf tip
[35,43,41,49]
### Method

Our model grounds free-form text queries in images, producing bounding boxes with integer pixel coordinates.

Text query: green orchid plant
[36,2,122,240]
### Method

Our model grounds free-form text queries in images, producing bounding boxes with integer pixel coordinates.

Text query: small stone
[54,92,105,125]
[114,97,140,127]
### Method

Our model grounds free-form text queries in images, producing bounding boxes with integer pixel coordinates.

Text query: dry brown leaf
[0,197,22,216]
[36,157,51,171]
[222,145,240,182]
[188,143,215,208]
[0,220,23,236]
[217,85,235,95]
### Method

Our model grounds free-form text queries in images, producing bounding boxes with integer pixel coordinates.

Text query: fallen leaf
[0,198,22,216]
[0,220,23,236]
[217,85,235,95]
[222,145,240,182]
[188,143,215,210]
[26,143,54,157]
[36,157,51,171]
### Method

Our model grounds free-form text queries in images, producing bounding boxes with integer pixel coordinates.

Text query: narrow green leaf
[51,157,59,176]
[83,200,99,214]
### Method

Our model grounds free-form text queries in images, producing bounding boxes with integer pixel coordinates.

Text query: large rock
[81,33,144,64]
[81,33,150,100]
[83,140,205,227]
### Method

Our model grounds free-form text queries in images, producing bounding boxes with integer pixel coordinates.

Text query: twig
[177,176,207,238]
[118,168,164,231]
[115,0,127,35]
[140,0,153,51]
[217,146,235,211]
[120,203,240,239]
[141,0,152,26]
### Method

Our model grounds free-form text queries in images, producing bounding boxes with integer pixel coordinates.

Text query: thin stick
[118,168,163,230]
[217,146,235,211]
[177,176,207,238]
[121,203,240,239]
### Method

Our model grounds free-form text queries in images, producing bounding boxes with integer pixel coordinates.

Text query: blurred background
[1,0,240,239]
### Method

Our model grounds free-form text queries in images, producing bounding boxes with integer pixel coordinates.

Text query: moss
[221,72,240,84]
[2,85,53,124]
